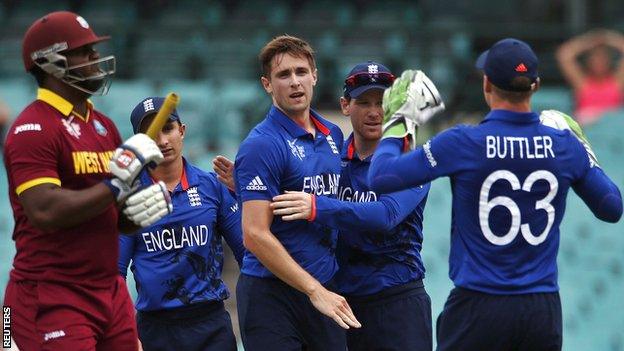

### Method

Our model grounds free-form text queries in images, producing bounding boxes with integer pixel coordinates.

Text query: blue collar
[481,109,540,124]
[139,157,198,192]
[267,105,331,138]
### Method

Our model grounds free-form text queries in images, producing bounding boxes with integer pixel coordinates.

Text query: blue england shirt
[369,110,623,294]
[313,134,429,296]
[235,106,343,283]
[119,159,245,311]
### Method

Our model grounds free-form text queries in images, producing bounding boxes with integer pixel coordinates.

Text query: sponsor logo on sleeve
[13,123,42,134]
[43,330,66,341]
[246,176,267,191]
[230,202,239,213]
[423,140,437,167]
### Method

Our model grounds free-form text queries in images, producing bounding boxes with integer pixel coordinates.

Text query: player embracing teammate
[369,38,622,350]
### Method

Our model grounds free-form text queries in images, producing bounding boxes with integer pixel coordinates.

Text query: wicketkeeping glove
[382,70,445,148]
[539,109,599,167]
[123,181,173,227]
[109,133,163,187]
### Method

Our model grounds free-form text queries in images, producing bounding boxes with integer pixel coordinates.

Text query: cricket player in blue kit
[369,39,623,351]
[118,97,245,351]
[270,61,433,350]
[233,35,360,351]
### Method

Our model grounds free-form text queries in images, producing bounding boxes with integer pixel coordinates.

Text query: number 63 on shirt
[479,169,558,246]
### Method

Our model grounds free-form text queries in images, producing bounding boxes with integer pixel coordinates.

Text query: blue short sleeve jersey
[313,135,430,296]
[118,159,244,311]
[234,106,344,283]
[369,110,622,294]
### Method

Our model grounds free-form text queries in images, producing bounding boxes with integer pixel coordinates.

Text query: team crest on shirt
[325,135,340,154]
[62,118,81,138]
[187,187,202,207]
[287,139,305,160]
[93,119,108,136]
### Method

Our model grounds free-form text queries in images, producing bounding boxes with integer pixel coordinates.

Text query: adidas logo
[246,176,267,191]
[515,63,528,72]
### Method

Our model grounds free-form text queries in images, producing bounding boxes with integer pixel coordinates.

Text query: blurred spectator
[557,29,624,125]
[0,99,10,150]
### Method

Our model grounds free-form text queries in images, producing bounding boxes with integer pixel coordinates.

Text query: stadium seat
[531,86,573,114]
[80,0,135,28]
[0,78,36,116]
[3,0,70,29]
[91,79,155,138]
[231,0,289,27]
[157,0,219,28]
[295,0,354,27]
[0,38,24,78]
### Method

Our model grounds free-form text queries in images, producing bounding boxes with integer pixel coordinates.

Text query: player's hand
[540,110,599,167]
[122,181,173,227]
[308,285,361,329]
[382,70,445,148]
[271,191,313,221]
[103,177,138,203]
[110,133,164,187]
[212,155,235,192]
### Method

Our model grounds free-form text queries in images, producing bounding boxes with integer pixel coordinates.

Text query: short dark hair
[492,76,535,103]
[259,35,315,78]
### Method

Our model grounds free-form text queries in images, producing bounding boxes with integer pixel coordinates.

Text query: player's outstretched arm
[539,110,622,222]
[242,200,361,329]
[573,167,622,222]
[271,185,428,232]
[369,70,447,194]
[381,69,445,147]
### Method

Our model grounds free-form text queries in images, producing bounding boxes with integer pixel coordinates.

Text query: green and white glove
[539,110,598,167]
[382,70,445,149]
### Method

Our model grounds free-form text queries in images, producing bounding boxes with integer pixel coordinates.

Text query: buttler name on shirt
[486,135,555,160]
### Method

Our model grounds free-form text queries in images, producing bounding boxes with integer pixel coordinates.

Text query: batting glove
[122,181,173,227]
[382,70,445,148]
[102,177,138,203]
[540,109,599,167]
[109,133,164,187]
